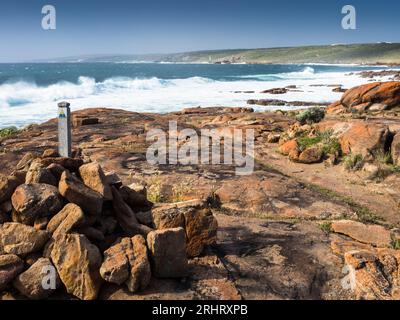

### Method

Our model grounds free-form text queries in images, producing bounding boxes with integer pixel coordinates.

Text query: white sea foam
[0,68,380,128]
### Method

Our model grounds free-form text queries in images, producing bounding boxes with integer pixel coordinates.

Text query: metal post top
[58,101,70,108]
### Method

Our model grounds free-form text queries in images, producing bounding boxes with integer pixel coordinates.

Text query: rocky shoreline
[1,81,400,300]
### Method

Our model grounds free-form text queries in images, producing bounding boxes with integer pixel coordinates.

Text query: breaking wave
[0,69,371,128]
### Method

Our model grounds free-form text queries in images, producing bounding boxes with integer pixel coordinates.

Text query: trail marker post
[58,101,71,157]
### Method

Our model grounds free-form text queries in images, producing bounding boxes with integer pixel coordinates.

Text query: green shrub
[0,126,19,138]
[343,154,364,171]
[319,222,332,234]
[375,151,392,165]
[296,107,326,125]
[391,237,400,250]
[297,130,341,156]
[297,135,322,151]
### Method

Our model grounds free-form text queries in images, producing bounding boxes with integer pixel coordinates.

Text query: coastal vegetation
[59,43,400,65]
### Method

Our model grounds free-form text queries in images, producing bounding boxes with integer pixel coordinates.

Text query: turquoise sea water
[0,63,393,127]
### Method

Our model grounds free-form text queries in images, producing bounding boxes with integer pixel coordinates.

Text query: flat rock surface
[331,220,392,247]
[1,107,399,300]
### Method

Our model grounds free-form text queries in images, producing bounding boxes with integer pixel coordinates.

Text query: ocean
[0,63,394,128]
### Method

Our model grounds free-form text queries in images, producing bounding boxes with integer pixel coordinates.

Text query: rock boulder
[147,227,188,278]
[50,233,102,300]
[59,171,103,216]
[11,183,63,225]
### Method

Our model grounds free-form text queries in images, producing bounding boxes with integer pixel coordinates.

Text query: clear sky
[0,0,399,62]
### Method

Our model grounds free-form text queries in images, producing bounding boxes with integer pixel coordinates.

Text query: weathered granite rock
[147,227,188,278]
[100,240,130,285]
[332,220,391,247]
[51,233,102,300]
[338,123,391,158]
[344,250,392,300]
[279,139,299,156]
[13,258,60,299]
[135,210,154,227]
[11,183,63,225]
[151,203,185,230]
[267,133,281,143]
[342,82,400,111]
[0,173,24,203]
[100,235,151,292]
[392,133,400,166]
[183,206,218,258]
[328,82,400,113]
[97,216,118,235]
[42,149,59,158]
[151,200,218,257]
[0,254,24,291]
[0,223,49,256]
[104,171,122,188]
[59,171,103,216]
[47,203,85,237]
[79,162,112,201]
[34,217,49,230]
[0,211,9,224]
[40,157,83,172]
[46,163,66,181]
[119,185,151,210]
[0,200,12,215]
[25,252,42,266]
[25,162,57,186]
[111,187,153,237]
[78,227,105,242]
[73,116,99,127]
[261,87,288,94]
[126,235,151,292]
[297,147,323,164]
[16,152,37,171]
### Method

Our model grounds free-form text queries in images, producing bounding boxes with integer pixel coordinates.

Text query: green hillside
[46,43,400,65]
[161,43,400,64]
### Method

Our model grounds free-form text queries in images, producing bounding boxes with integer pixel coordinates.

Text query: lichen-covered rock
[59,171,103,216]
[50,233,102,300]
[11,183,63,225]
[100,235,151,292]
[0,254,24,291]
[79,162,112,201]
[147,227,188,278]
[13,258,60,299]
[0,223,49,256]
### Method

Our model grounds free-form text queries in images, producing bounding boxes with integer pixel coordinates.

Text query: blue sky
[0,0,399,62]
